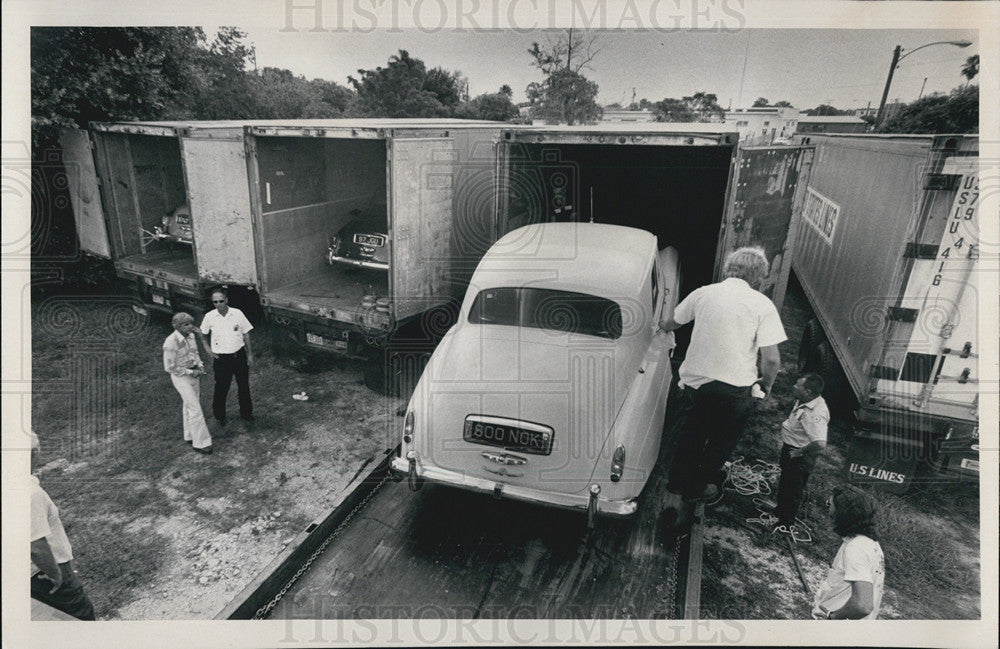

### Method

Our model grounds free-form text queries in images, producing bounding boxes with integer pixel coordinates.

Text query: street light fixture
[874,40,973,130]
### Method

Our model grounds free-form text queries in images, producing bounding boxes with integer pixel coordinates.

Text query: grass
[29,296,388,618]
[697,279,982,620]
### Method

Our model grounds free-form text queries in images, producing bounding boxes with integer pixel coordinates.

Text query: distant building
[796,115,868,134]
[724,106,799,145]
[601,109,655,124]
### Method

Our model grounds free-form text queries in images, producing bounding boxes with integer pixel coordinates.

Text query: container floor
[268,268,389,311]
[120,248,197,280]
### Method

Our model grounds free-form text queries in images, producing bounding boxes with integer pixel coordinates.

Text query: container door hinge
[923,173,959,191]
[904,243,939,259]
[887,307,918,323]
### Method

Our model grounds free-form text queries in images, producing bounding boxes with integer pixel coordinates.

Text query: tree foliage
[753,97,793,108]
[456,88,520,122]
[652,98,696,122]
[961,54,979,82]
[526,30,603,125]
[652,92,723,122]
[348,50,463,118]
[805,104,852,116]
[881,85,978,134]
[752,97,770,107]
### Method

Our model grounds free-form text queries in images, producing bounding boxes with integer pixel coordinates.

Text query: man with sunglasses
[199,288,254,426]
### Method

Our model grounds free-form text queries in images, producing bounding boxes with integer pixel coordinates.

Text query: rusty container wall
[181,125,258,287]
[792,135,935,399]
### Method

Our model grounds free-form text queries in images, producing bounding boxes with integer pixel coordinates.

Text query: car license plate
[960,458,979,472]
[354,234,385,247]
[306,332,348,350]
[463,416,553,455]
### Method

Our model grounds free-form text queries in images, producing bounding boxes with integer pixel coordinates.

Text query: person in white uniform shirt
[199,288,254,425]
[30,432,96,619]
[772,372,829,537]
[659,246,786,513]
[163,311,213,454]
[813,485,885,619]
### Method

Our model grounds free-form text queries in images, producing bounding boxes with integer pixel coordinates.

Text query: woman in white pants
[163,312,213,454]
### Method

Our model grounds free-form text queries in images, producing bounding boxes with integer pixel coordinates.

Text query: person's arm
[243,332,253,366]
[658,317,683,333]
[163,342,190,377]
[827,580,875,619]
[197,324,218,360]
[790,439,827,459]
[758,344,781,395]
[30,537,63,592]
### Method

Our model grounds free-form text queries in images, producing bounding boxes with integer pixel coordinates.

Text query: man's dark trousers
[213,347,252,421]
[31,563,96,620]
[775,442,816,525]
[667,381,754,500]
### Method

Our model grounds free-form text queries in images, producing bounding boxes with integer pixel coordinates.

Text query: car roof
[471,223,657,301]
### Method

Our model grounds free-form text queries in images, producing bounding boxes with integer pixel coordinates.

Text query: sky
[239,27,979,110]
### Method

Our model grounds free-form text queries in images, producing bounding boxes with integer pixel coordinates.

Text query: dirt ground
[30,279,981,621]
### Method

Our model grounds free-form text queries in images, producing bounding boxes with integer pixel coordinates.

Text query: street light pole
[874,40,973,131]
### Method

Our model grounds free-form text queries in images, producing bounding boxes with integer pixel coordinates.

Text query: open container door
[181,127,257,288]
[58,129,110,258]
[390,137,456,324]
[714,145,814,310]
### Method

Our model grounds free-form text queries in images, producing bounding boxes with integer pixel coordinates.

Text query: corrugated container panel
[792,136,933,396]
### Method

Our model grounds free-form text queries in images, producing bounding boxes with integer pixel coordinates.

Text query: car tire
[797,319,823,374]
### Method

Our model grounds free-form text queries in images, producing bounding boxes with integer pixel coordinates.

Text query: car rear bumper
[389,455,638,517]
[327,254,389,271]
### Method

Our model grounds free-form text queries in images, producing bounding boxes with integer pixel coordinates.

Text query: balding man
[659,246,786,514]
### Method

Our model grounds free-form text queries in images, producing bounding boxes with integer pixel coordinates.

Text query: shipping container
[791,133,980,484]
[60,121,259,315]
[495,124,815,324]
[241,120,504,365]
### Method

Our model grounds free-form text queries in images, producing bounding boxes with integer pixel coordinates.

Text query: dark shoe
[194,445,214,455]
[215,418,227,427]
[241,415,255,422]
[684,483,720,504]
[186,440,193,445]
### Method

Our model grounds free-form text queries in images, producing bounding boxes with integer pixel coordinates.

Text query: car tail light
[610,444,625,482]
[403,410,414,443]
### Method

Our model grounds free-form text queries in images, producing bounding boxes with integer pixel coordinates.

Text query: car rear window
[468,287,622,340]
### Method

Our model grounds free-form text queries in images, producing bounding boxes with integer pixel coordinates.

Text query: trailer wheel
[815,340,853,416]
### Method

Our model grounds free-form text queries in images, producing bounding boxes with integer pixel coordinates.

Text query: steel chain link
[253,472,391,620]
[665,531,683,617]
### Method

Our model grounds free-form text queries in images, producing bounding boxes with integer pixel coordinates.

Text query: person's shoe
[241,415,255,422]
[186,440,193,445]
[215,418,227,427]
[684,484,720,504]
[194,445,213,455]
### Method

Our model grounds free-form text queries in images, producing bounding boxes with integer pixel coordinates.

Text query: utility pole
[875,45,902,130]
[918,77,928,99]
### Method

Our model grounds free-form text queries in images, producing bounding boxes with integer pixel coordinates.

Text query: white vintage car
[390,222,680,526]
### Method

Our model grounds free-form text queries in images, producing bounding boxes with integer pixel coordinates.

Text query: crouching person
[30,432,96,620]
[772,372,829,537]
[813,485,885,619]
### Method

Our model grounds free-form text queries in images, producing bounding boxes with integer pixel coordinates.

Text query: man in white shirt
[199,288,254,425]
[659,246,786,510]
[813,485,885,619]
[773,372,829,536]
[30,432,96,620]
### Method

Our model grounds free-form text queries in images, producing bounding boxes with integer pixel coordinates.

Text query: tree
[348,50,463,118]
[773,100,794,108]
[526,29,603,125]
[805,104,850,116]
[881,85,978,134]
[456,88,520,122]
[752,97,770,107]
[652,98,696,122]
[961,54,979,82]
[31,27,212,146]
[683,92,725,121]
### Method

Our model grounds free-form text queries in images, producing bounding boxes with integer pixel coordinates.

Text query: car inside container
[504,142,733,301]
[94,133,196,282]
[255,136,389,314]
